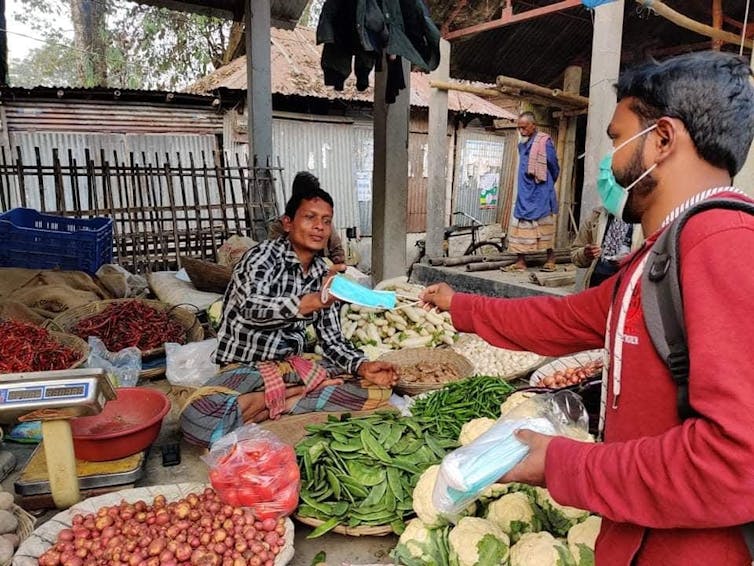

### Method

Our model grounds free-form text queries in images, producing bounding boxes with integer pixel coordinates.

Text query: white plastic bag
[165,338,219,387]
[87,337,141,387]
[432,390,588,522]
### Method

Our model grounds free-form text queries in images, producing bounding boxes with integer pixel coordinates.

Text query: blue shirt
[515,135,560,221]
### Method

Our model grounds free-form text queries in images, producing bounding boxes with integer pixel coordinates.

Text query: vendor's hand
[584,244,601,261]
[357,361,398,388]
[300,290,333,315]
[419,283,455,312]
[499,429,553,487]
[328,263,347,276]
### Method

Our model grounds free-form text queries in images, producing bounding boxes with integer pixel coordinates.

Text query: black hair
[284,171,334,218]
[616,51,754,176]
[518,111,536,122]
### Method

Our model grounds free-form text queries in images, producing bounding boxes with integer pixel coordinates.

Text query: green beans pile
[409,375,516,438]
[295,411,458,538]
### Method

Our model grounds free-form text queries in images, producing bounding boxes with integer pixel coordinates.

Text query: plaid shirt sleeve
[315,301,367,375]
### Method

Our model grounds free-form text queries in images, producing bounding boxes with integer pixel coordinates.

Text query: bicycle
[409,211,506,275]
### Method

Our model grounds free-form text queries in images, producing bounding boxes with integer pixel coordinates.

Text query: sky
[5,0,71,60]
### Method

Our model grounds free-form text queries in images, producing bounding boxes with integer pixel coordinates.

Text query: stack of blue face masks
[324,274,397,309]
[432,417,557,520]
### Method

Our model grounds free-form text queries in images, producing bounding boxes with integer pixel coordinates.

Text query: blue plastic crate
[0,208,113,274]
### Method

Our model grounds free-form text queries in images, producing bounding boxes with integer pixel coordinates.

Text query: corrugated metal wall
[4,102,223,134]
[6,131,219,212]
[352,124,374,236]
[271,117,360,233]
[452,128,508,226]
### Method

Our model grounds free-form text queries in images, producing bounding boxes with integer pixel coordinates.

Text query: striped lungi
[179,360,391,448]
[507,214,556,253]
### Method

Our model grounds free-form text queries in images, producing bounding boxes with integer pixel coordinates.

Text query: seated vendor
[181,173,397,448]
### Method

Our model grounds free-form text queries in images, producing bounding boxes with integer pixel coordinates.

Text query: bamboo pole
[495,76,589,107]
[636,0,753,50]
[429,80,502,98]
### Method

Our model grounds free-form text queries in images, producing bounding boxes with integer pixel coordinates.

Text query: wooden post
[556,65,582,247]
[711,0,723,50]
[733,48,754,197]
[371,57,410,281]
[0,3,7,86]
[581,0,625,221]
[426,39,450,260]
[245,0,273,166]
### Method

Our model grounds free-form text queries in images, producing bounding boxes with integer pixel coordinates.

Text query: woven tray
[294,513,394,537]
[49,330,89,370]
[49,298,204,360]
[180,256,232,294]
[0,504,35,566]
[378,347,474,396]
[12,483,294,566]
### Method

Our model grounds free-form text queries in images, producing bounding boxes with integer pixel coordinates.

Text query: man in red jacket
[421,51,754,565]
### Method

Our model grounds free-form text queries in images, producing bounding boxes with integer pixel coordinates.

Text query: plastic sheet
[433,391,588,521]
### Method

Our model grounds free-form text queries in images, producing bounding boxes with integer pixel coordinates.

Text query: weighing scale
[0,369,146,509]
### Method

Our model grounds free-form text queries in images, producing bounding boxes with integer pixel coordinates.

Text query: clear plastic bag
[433,390,588,522]
[86,336,141,387]
[202,424,300,519]
[165,339,219,387]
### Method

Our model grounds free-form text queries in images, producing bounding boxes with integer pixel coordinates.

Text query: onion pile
[38,487,286,566]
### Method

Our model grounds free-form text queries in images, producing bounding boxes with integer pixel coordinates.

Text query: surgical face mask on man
[596,124,658,219]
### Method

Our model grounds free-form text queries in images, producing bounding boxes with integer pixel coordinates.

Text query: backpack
[641,197,754,558]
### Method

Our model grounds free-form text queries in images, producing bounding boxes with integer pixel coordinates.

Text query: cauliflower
[448,517,510,566]
[486,491,541,543]
[413,465,448,527]
[532,487,590,536]
[499,391,538,417]
[567,515,601,565]
[510,532,577,566]
[458,418,496,445]
[391,518,450,565]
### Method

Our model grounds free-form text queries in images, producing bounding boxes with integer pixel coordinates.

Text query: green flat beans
[409,375,516,438]
[295,411,456,536]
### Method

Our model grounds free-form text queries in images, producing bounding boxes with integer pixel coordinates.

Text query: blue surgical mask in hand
[322,274,397,309]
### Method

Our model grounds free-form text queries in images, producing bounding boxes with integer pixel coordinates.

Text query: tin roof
[188,26,517,119]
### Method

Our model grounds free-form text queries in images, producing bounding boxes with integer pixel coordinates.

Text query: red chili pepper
[0,320,79,373]
[72,301,186,352]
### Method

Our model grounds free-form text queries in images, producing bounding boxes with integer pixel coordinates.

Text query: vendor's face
[283,197,333,255]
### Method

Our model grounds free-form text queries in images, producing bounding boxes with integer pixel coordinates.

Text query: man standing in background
[504,111,560,272]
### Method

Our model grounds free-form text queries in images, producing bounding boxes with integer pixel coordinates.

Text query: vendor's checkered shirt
[215,238,365,374]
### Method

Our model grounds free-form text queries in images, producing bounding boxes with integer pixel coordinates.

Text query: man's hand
[357,361,398,388]
[419,283,455,312]
[299,266,347,316]
[584,244,601,262]
[499,429,553,487]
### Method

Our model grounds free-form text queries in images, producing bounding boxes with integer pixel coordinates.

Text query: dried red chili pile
[0,320,80,373]
[73,301,186,352]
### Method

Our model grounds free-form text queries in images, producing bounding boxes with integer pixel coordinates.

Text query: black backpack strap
[642,198,754,559]
[642,198,754,419]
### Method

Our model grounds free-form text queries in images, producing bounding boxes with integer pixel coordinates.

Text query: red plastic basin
[70,387,170,462]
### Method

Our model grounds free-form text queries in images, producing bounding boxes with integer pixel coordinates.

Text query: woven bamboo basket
[49,331,89,370]
[293,514,394,537]
[181,256,232,294]
[49,299,203,360]
[378,348,474,396]
[0,504,36,566]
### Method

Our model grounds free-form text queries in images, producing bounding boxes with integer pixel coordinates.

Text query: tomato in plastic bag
[202,424,301,518]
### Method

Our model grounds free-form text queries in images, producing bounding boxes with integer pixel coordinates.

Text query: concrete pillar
[426,39,450,259]
[245,0,273,166]
[734,48,754,196]
[581,0,625,220]
[556,65,582,246]
[371,58,411,282]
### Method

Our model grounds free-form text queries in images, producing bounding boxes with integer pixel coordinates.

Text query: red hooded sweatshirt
[450,191,754,565]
